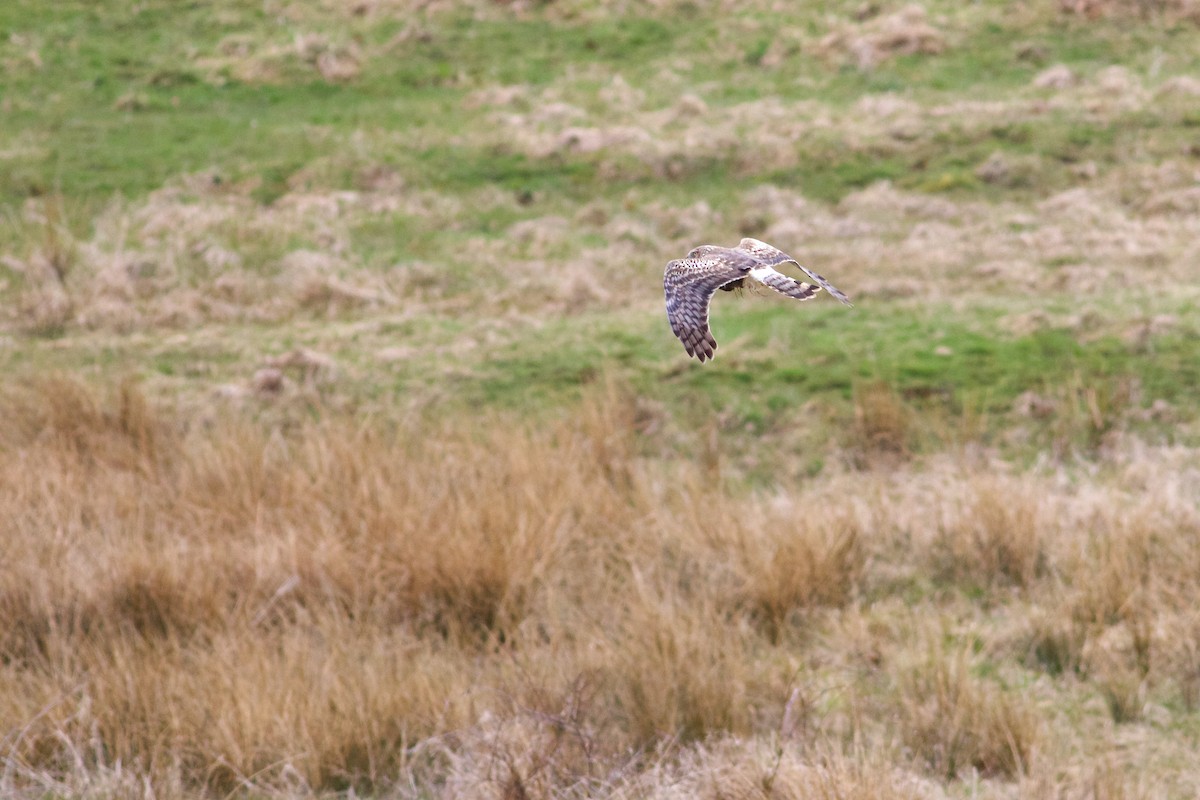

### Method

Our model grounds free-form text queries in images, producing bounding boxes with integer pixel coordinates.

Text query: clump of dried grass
[626,739,937,800]
[930,476,1046,590]
[604,588,762,744]
[733,510,864,643]
[4,197,77,335]
[194,30,363,86]
[893,641,1040,780]
[1064,509,1200,717]
[1059,0,1200,23]
[817,4,947,71]
[0,375,168,471]
[850,379,910,465]
[435,674,621,800]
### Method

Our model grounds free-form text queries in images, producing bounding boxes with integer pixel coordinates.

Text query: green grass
[0,5,690,203]
[5,0,1199,211]
[1,0,1198,447]
[5,295,1192,460]
[369,301,1198,454]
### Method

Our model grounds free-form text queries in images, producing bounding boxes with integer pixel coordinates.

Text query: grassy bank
[2,0,1199,797]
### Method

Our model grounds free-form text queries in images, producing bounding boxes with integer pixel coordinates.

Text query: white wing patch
[739,237,853,308]
[747,266,821,302]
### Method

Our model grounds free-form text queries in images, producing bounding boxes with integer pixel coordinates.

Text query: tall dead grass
[892,640,1040,780]
[0,378,861,796]
[1,379,1198,797]
[931,476,1045,590]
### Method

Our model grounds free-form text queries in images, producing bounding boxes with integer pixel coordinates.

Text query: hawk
[664,238,853,362]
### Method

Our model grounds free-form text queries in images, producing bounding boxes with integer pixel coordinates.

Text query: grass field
[2,0,1200,797]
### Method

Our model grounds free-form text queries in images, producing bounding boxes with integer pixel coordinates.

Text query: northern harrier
[664,238,852,362]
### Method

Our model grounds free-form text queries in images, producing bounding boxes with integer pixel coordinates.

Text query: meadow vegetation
[1,0,1199,797]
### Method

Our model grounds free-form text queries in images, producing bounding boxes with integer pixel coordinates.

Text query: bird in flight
[664,238,852,362]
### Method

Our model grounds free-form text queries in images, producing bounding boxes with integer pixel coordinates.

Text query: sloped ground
[1,1,1199,797]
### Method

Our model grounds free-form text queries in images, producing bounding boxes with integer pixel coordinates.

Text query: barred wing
[663,255,753,361]
[737,237,853,307]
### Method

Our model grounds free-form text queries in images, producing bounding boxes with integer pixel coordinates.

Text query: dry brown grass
[816,4,947,71]
[850,380,910,465]
[930,476,1046,590]
[5,143,1199,339]
[1059,0,1200,23]
[0,378,1197,798]
[9,45,1200,341]
[892,640,1040,780]
[0,378,856,796]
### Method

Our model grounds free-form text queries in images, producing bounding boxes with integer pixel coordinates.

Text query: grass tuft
[931,477,1046,591]
[850,379,911,466]
[895,642,1040,780]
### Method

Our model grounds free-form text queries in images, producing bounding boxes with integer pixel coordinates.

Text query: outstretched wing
[737,237,853,307]
[664,254,754,361]
[746,266,820,302]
